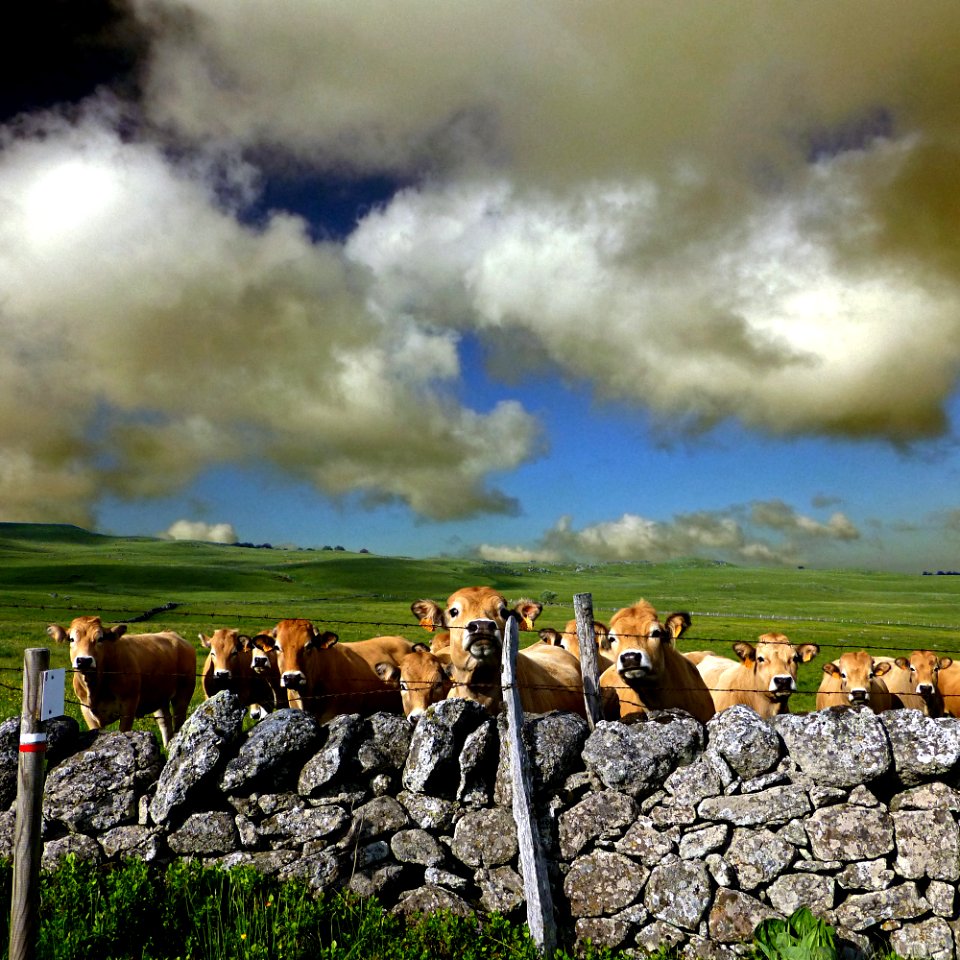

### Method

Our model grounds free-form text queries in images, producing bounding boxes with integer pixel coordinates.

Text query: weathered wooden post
[502,615,556,957]
[574,593,603,730]
[9,647,50,960]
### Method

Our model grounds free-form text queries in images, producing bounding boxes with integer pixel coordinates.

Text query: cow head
[200,628,251,682]
[823,650,888,705]
[47,616,127,672]
[410,586,542,672]
[376,643,453,724]
[736,633,819,703]
[539,619,612,660]
[607,601,689,688]
[254,619,339,693]
[893,649,953,699]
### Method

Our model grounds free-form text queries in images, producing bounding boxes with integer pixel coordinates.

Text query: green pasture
[1,522,960,733]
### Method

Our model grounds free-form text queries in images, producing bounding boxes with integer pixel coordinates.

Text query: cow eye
[448,606,459,619]
[756,656,765,663]
[840,672,847,679]
[399,681,408,692]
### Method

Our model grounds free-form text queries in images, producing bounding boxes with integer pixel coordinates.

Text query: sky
[4,1,960,572]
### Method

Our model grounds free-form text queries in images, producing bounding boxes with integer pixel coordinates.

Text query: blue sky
[4,1,960,572]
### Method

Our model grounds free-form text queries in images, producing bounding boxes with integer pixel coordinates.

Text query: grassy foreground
[1,521,959,725]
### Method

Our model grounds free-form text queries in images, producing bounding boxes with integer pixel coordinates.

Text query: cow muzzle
[848,688,868,704]
[770,674,795,696]
[214,669,232,680]
[463,620,501,662]
[617,650,652,682]
[917,683,935,697]
[73,655,95,671]
[281,671,306,690]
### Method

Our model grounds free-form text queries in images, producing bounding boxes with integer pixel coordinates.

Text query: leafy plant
[751,907,838,960]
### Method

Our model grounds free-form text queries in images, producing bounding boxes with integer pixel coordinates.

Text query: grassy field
[2,521,960,730]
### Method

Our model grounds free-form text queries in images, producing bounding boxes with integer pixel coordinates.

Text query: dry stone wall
[6,694,960,960]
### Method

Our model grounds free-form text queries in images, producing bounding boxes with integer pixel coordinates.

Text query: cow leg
[80,705,102,731]
[153,708,174,748]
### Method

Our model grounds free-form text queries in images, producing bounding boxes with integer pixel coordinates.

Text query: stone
[219,708,322,793]
[880,711,960,787]
[150,692,246,824]
[774,710,890,788]
[45,731,160,833]
[451,807,517,868]
[926,880,955,917]
[297,714,364,796]
[723,828,795,890]
[390,828,446,867]
[457,719,497,805]
[833,882,928,931]
[665,756,723,806]
[635,920,687,954]
[167,811,238,855]
[892,808,960,880]
[99,825,163,861]
[209,850,300,874]
[644,860,712,931]
[891,781,960,811]
[806,804,894,862]
[679,824,730,860]
[397,790,458,831]
[574,917,631,952]
[582,715,704,796]
[698,785,811,827]
[476,865,525,914]
[357,712,413,777]
[277,851,341,894]
[565,850,648,918]
[888,917,955,960]
[258,805,351,846]
[352,796,411,842]
[42,833,102,869]
[393,884,475,918]
[706,706,781,780]
[558,790,638,858]
[766,873,835,915]
[402,699,489,796]
[614,815,678,866]
[836,858,895,891]
[708,888,780,944]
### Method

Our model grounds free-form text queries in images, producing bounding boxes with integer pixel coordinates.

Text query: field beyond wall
[1,522,959,729]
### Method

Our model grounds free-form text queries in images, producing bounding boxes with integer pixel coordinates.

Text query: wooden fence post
[574,593,602,730]
[502,615,556,957]
[9,647,49,960]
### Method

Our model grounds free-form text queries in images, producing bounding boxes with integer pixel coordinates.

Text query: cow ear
[873,660,892,677]
[442,661,456,679]
[108,624,127,641]
[665,612,692,640]
[895,656,910,670]
[47,625,68,644]
[733,642,755,665]
[940,657,953,670]
[596,624,612,651]
[796,643,819,663]
[317,632,339,649]
[411,599,443,632]
[375,662,399,681]
[199,634,212,649]
[411,642,431,654]
[238,635,253,649]
[431,632,451,652]
[513,598,543,630]
[539,628,561,646]
[823,662,841,678]
[251,633,276,651]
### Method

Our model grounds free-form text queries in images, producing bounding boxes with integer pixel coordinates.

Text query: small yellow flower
[241,934,247,941]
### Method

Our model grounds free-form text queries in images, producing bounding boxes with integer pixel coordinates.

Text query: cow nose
[917,683,934,696]
[406,710,423,726]
[281,671,305,690]
[849,688,868,703]
[772,675,793,691]
[214,669,231,680]
[74,656,94,670]
[466,619,497,637]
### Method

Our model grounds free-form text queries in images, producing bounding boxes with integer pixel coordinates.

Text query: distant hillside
[0,523,112,544]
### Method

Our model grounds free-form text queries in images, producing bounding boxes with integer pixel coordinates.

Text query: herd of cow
[43,585,960,748]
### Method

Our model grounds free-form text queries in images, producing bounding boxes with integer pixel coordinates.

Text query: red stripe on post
[18,743,46,754]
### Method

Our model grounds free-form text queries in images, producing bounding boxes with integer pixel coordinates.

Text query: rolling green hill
[1,523,958,732]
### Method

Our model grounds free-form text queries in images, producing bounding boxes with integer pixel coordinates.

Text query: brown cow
[254,619,414,721]
[47,616,196,747]
[410,586,584,716]
[539,618,615,672]
[200,628,284,721]
[374,643,453,723]
[816,650,894,712]
[690,633,819,719]
[872,650,952,715]
[936,659,960,716]
[598,601,714,724]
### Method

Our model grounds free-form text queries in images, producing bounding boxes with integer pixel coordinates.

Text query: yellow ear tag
[522,616,535,631]
[419,617,436,632]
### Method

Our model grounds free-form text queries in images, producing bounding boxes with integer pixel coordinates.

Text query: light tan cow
[47,616,196,747]
[598,601,714,724]
[816,650,894,712]
[690,633,820,719]
[872,650,952,716]
[539,619,615,673]
[374,643,453,723]
[200,628,284,721]
[410,586,585,716]
[254,619,414,721]
[936,660,960,716]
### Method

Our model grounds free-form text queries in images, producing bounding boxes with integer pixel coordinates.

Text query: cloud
[0,110,539,526]
[479,500,861,567]
[163,519,238,544]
